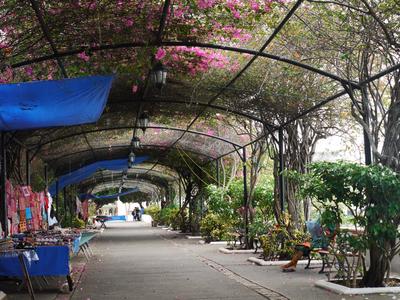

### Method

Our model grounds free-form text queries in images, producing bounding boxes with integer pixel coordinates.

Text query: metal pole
[63,187,67,224]
[69,189,73,226]
[55,181,59,220]
[26,150,30,186]
[44,164,48,190]
[0,132,7,237]
[178,178,182,209]
[242,147,249,249]
[278,128,285,213]
[216,159,220,186]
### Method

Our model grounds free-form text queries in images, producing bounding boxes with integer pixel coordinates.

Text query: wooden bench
[229,230,245,248]
[252,236,261,253]
[304,248,330,273]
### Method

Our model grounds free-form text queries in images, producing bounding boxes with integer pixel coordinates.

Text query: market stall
[0,75,113,298]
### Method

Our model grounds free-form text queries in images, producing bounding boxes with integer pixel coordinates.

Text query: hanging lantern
[128,150,135,167]
[151,62,167,89]
[131,135,140,148]
[138,112,149,132]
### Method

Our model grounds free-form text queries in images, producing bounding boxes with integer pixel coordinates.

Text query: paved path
[72,222,400,300]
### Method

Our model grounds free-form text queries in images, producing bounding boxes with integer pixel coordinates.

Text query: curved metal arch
[79,169,174,187]
[49,144,215,168]
[11,41,359,89]
[32,125,242,150]
[83,168,178,184]
[93,167,179,181]
[90,181,164,195]
[80,176,169,192]
[112,98,270,126]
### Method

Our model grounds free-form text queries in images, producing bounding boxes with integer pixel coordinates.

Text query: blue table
[0,246,73,295]
[0,246,69,277]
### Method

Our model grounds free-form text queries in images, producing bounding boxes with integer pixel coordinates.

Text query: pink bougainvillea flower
[206,129,215,136]
[197,0,215,9]
[125,18,134,27]
[132,84,138,94]
[232,9,241,19]
[155,48,166,60]
[215,113,224,120]
[250,1,260,11]
[77,52,90,62]
[25,66,33,77]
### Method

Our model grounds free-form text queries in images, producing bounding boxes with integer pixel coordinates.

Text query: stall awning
[49,157,148,195]
[0,75,114,131]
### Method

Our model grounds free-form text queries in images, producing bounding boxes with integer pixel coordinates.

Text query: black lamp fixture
[131,135,140,148]
[152,62,167,89]
[138,112,149,132]
[128,150,135,169]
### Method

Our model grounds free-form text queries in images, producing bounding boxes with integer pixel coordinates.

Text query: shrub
[259,224,309,260]
[298,161,400,287]
[159,205,180,229]
[62,216,85,229]
[200,213,231,242]
[145,205,161,224]
[72,217,86,229]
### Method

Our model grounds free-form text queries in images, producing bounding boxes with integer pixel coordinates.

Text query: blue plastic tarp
[80,187,139,200]
[0,75,113,130]
[49,157,148,196]
[0,246,70,277]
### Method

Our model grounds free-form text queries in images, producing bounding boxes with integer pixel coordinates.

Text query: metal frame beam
[242,147,249,248]
[112,98,269,126]
[30,125,243,150]
[0,133,7,236]
[47,144,214,169]
[11,43,357,89]
[278,128,285,213]
[89,167,178,181]
[141,0,306,177]
[79,174,170,191]
[29,0,68,78]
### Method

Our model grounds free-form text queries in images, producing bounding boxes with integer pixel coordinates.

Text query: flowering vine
[0,0,285,84]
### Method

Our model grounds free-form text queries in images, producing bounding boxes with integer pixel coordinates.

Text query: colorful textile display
[5,180,49,235]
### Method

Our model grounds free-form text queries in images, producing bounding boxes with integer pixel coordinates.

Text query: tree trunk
[362,243,388,287]
[272,156,282,222]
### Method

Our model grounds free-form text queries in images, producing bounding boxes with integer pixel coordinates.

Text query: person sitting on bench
[281,220,336,272]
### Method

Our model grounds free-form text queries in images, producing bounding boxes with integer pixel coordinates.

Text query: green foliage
[227,179,244,209]
[61,216,85,229]
[252,184,275,221]
[297,161,400,287]
[259,213,310,260]
[200,213,231,242]
[145,205,161,224]
[248,209,272,239]
[203,179,275,243]
[159,205,180,230]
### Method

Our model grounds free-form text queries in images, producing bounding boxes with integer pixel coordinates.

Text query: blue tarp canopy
[80,187,139,200]
[0,75,113,130]
[49,157,148,196]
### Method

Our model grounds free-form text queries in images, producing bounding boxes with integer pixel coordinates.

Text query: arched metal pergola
[0,0,399,234]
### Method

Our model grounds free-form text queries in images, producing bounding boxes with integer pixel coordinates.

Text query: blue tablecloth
[73,235,81,254]
[109,215,126,221]
[0,246,70,277]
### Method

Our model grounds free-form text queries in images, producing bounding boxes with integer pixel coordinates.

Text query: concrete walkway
[71,222,399,300]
